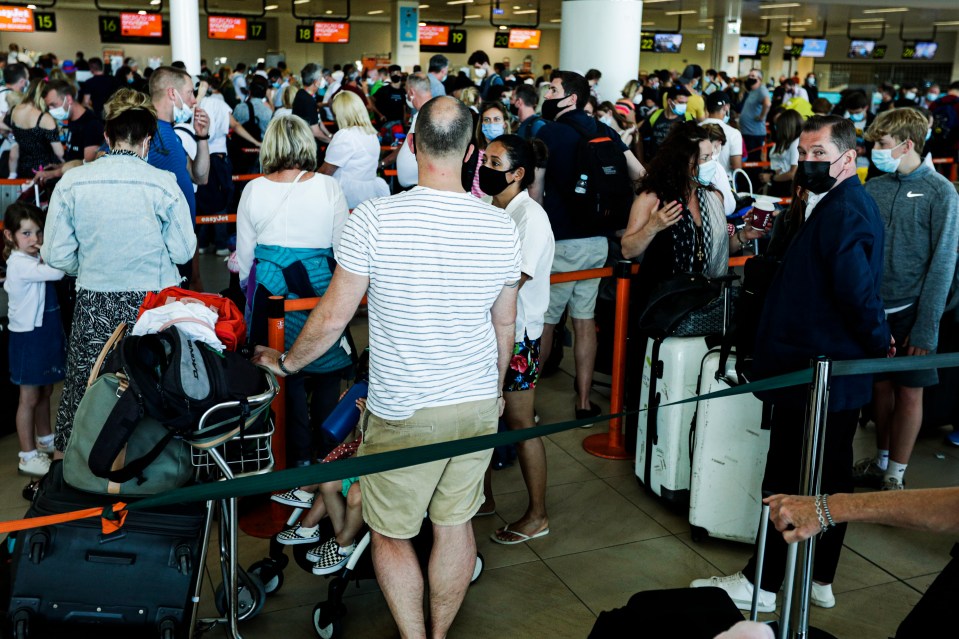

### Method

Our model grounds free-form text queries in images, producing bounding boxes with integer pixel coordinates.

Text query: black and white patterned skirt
[54,288,148,452]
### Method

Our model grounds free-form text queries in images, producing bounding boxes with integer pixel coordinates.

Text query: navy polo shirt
[149,120,196,222]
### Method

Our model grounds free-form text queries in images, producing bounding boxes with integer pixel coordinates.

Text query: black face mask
[390,74,402,84]
[478,165,515,196]
[541,95,568,121]
[795,156,844,195]
[745,78,759,90]
[508,103,519,117]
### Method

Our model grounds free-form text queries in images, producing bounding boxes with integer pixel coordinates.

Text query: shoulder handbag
[638,272,739,339]
[63,373,194,497]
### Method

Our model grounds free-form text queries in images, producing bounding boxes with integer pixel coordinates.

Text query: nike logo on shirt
[906,192,924,198]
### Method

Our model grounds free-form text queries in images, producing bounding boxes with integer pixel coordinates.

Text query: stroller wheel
[214,568,267,621]
[248,559,285,595]
[470,552,484,585]
[313,602,344,639]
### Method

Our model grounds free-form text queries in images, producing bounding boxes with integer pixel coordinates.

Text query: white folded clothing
[131,300,225,351]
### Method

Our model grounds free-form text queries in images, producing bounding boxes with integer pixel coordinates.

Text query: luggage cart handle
[196,368,279,427]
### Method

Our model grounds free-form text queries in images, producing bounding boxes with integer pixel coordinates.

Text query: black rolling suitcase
[7,462,208,639]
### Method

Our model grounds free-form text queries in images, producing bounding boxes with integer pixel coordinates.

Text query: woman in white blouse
[319,91,389,209]
[476,134,556,546]
[236,114,353,467]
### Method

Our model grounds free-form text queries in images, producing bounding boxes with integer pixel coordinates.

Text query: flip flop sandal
[490,525,550,545]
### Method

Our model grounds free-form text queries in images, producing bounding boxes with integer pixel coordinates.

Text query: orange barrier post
[239,295,290,537]
[583,261,636,460]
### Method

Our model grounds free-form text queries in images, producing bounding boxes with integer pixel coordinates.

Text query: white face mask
[696,160,718,185]
[172,89,192,124]
[599,114,614,127]
[475,67,488,78]
[406,95,414,109]
[48,97,71,122]
[632,93,643,105]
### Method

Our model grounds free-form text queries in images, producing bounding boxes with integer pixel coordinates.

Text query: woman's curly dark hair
[636,120,704,203]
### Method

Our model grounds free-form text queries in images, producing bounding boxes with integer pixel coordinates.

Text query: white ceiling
[47,0,959,34]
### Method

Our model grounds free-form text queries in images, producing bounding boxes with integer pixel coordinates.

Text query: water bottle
[320,381,369,444]
[574,173,588,195]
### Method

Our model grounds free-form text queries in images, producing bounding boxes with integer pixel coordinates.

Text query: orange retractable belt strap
[0,502,127,536]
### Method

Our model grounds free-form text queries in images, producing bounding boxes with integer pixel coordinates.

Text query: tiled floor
[1,254,956,638]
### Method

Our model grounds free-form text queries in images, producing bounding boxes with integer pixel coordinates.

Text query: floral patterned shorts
[504,332,542,393]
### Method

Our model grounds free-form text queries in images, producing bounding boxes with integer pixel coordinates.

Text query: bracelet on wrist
[195,134,210,141]
[814,494,835,534]
[822,493,836,527]
[278,350,297,376]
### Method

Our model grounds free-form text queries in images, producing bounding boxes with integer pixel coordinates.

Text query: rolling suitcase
[688,348,769,543]
[635,335,711,506]
[7,461,208,639]
[0,316,18,436]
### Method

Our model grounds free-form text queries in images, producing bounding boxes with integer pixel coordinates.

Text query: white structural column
[714,0,742,77]
[392,0,420,71]
[558,0,642,103]
[170,0,201,75]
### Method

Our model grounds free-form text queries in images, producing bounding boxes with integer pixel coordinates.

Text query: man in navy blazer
[691,115,892,613]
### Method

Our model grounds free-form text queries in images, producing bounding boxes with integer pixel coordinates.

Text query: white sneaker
[36,439,55,455]
[215,248,231,257]
[270,488,315,509]
[18,454,51,477]
[811,582,835,608]
[690,571,777,613]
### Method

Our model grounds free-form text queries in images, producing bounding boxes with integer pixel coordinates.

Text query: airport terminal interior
[0,0,959,637]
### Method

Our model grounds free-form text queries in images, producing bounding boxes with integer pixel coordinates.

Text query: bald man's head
[415,96,473,161]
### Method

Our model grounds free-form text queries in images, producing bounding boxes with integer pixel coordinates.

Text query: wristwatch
[278,351,296,376]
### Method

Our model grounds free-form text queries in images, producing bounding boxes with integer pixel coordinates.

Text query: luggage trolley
[186,370,279,639]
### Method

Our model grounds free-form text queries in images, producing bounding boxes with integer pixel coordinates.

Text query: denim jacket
[42,154,196,292]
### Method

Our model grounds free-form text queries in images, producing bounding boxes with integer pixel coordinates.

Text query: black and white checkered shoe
[310,538,356,575]
[275,524,320,546]
[270,488,315,509]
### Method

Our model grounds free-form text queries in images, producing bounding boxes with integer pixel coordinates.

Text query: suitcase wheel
[312,601,345,639]
[248,558,284,595]
[174,544,193,576]
[11,609,30,639]
[690,525,708,544]
[27,531,48,565]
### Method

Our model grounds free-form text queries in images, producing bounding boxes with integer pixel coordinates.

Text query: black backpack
[562,118,635,236]
[88,326,265,485]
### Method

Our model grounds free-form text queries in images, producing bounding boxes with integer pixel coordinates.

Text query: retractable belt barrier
[1,350,956,536]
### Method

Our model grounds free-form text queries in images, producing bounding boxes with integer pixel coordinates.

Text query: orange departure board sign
[314,21,350,43]
[0,6,34,32]
[508,28,541,49]
[208,16,247,40]
[120,12,162,38]
[419,24,450,47]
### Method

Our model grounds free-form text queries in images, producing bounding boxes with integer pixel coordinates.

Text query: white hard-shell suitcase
[688,348,769,543]
[635,336,711,506]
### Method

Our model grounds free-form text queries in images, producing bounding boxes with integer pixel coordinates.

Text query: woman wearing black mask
[477,135,557,547]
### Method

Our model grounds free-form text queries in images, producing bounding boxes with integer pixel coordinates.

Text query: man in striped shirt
[255,96,521,637]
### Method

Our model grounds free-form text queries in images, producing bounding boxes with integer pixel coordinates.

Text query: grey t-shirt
[740,85,769,137]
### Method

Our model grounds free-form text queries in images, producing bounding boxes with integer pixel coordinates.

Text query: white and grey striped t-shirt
[337,186,522,420]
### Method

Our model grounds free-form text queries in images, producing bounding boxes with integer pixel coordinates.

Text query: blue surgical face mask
[904,91,917,101]
[272,82,281,89]
[696,159,718,185]
[845,111,866,123]
[871,140,906,173]
[723,113,730,124]
[925,128,932,142]
[173,89,193,124]
[482,122,505,141]
[672,102,687,116]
